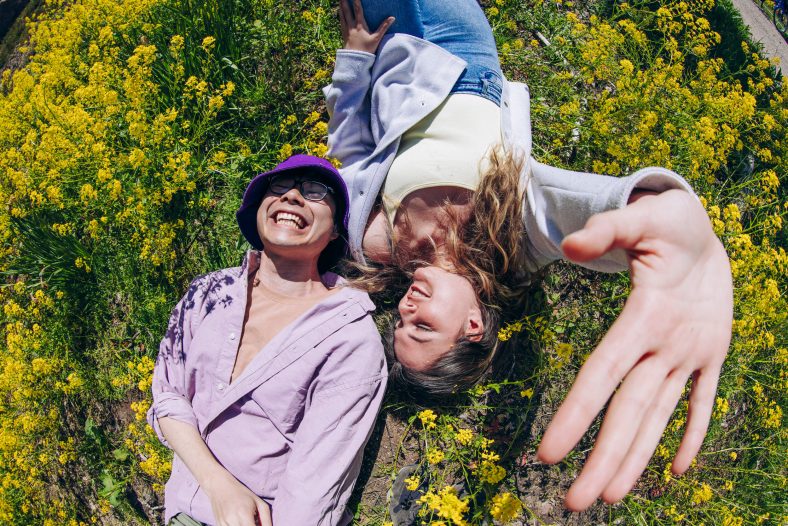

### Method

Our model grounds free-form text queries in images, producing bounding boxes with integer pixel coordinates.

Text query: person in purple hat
[147,154,387,526]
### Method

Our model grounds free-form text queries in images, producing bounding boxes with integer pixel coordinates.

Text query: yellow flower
[404,475,420,491]
[169,34,184,56]
[455,428,473,446]
[128,148,148,169]
[477,460,506,484]
[201,35,216,53]
[490,492,522,523]
[278,143,294,161]
[221,81,236,97]
[418,409,438,429]
[426,449,445,464]
[208,94,225,112]
[714,396,729,417]
[418,486,469,526]
[691,482,713,504]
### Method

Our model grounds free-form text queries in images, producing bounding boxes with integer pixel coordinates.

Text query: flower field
[0,0,784,524]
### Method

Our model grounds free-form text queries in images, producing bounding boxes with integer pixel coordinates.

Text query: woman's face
[394,266,484,371]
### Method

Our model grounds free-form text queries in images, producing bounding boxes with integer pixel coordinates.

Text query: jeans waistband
[450,66,503,106]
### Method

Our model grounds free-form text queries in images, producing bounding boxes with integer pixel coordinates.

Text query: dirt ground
[352,399,615,525]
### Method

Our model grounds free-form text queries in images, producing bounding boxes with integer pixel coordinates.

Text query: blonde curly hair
[348,146,534,399]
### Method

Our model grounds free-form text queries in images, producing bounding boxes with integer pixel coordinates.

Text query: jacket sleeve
[522,161,696,273]
[271,323,387,526]
[323,49,378,170]
[146,278,204,447]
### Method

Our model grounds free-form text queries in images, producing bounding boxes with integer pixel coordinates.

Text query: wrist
[627,188,659,205]
[198,464,236,495]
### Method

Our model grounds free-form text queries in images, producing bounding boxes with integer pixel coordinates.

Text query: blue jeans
[361,0,503,106]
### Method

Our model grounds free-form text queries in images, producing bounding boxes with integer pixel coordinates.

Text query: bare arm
[158,417,272,526]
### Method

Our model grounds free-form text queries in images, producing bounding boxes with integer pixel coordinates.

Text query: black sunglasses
[268,174,335,201]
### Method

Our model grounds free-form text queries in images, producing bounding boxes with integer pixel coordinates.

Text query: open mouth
[274,211,306,229]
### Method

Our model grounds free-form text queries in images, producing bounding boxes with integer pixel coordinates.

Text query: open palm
[537,189,733,511]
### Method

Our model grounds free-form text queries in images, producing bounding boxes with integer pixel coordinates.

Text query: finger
[255,498,273,526]
[353,0,368,29]
[600,368,688,503]
[372,16,395,38]
[537,294,654,464]
[562,356,669,511]
[339,0,353,29]
[672,365,720,474]
[561,207,647,263]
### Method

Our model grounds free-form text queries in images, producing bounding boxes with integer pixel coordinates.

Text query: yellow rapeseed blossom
[418,486,469,526]
[477,459,506,484]
[426,449,445,464]
[454,428,473,446]
[201,36,216,53]
[691,482,713,505]
[489,492,522,523]
[404,475,420,491]
[418,409,438,429]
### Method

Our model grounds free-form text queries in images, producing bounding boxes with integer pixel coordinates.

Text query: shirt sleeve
[146,277,205,447]
[271,325,387,526]
[523,160,696,272]
[323,49,378,170]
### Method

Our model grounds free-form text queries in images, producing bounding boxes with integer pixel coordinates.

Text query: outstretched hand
[339,0,394,53]
[537,189,733,511]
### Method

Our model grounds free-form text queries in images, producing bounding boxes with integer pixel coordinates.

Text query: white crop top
[382,93,502,224]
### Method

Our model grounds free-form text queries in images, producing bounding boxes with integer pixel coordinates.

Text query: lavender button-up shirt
[147,250,387,525]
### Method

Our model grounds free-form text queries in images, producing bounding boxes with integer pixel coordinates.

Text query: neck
[393,186,473,266]
[255,251,328,297]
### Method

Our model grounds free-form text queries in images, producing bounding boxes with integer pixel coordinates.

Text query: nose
[280,186,306,204]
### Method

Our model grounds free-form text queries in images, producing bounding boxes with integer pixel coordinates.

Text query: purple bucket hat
[236,154,350,271]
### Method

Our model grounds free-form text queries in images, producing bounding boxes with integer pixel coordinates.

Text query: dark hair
[351,147,533,398]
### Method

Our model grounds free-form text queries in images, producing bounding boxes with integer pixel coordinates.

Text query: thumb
[561,207,643,263]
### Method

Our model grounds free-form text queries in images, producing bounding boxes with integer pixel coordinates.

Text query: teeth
[275,212,304,228]
[411,287,426,297]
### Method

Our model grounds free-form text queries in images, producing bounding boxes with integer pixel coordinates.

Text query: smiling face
[393,266,484,371]
[255,177,338,264]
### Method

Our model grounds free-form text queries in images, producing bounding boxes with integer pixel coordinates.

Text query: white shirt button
[216,382,225,391]
[229,332,236,340]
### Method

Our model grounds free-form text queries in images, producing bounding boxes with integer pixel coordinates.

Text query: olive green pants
[168,513,204,526]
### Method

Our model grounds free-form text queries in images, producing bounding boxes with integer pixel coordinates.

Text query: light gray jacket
[324,34,693,272]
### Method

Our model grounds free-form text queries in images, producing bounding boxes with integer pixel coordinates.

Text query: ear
[465,307,484,342]
[330,224,340,241]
